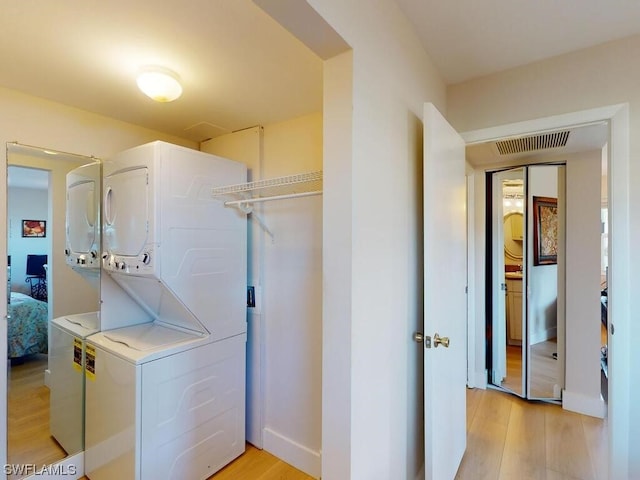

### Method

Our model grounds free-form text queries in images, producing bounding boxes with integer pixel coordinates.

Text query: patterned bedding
[8,292,48,358]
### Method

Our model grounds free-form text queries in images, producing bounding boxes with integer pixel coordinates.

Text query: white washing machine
[85,141,247,480]
[85,326,246,480]
[49,312,99,454]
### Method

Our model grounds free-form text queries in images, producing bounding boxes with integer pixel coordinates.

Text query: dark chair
[25,254,47,301]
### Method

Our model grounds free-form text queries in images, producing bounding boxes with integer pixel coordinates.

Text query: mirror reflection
[491,165,562,401]
[6,143,100,478]
[495,172,525,396]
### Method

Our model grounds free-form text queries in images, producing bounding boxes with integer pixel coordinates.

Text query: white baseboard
[470,369,487,389]
[562,389,606,418]
[263,427,321,479]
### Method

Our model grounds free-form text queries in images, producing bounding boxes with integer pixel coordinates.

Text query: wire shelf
[212,170,323,206]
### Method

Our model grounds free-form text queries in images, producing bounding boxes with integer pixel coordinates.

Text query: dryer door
[67,179,97,255]
[104,167,149,257]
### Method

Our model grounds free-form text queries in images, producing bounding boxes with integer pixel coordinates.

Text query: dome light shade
[136,67,182,102]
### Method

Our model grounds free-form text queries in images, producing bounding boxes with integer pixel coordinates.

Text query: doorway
[462,103,630,476]
[487,164,565,401]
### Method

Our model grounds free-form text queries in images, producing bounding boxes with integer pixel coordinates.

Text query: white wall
[564,151,604,417]
[449,37,638,476]
[262,114,322,476]
[8,186,48,295]
[8,152,102,319]
[202,114,323,478]
[0,85,197,468]
[527,166,558,345]
[306,1,447,478]
[321,50,354,480]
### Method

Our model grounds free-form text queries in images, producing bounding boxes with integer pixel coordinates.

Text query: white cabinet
[506,276,523,345]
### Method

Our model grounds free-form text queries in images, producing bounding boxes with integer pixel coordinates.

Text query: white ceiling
[394,0,640,84]
[1,0,638,144]
[466,123,609,168]
[1,0,324,143]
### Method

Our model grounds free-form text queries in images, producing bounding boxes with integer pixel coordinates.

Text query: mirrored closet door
[490,164,565,401]
[6,143,100,478]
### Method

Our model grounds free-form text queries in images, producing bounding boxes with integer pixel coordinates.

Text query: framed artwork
[532,196,557,265]
[22,220,46,238]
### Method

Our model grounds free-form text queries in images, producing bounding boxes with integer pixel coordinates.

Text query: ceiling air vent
[495,130,570,155]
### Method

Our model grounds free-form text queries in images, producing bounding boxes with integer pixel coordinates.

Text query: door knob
[433,333,450,348]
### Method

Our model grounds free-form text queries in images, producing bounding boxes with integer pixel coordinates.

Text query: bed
[7,292,48,358]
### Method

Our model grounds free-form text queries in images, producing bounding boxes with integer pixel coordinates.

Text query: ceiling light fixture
[136,66,183,102]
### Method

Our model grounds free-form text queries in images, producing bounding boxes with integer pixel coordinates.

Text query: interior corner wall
[448,36,640,477]
[0,86,198,468]
[322,50,353,480]
[307,1,447,479]
[261,113,322,477]
[564,151,605,417]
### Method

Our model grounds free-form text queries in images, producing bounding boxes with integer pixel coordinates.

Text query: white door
[423,103,467,479]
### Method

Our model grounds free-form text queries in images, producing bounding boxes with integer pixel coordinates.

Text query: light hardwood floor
[7,354,66,479]
[501,339,561,398]
[10,355,606,480]
[78,445,313,480]
[456,387,608,480]
[208,444,313,480]
[8,354,313,480]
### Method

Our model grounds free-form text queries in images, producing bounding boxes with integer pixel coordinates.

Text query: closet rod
[224,190,321,207]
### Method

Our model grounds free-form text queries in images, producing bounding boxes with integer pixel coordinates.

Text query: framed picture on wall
[532,196,557,265]
[22,220,46,238]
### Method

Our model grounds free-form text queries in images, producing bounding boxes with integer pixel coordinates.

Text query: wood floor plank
[455,388,607,480]
[209,444,313,480]
[476,388,513,427]
[465,386,483,429]
[545,468,586,479]
[455,391,510,480]
[7,354,67,479]
[545,407,597,480]
[581,415,609,480]
[498,398,547,480]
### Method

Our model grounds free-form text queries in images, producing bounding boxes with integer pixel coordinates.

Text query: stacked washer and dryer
[49,161,102,455]
[81,141,248,480]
